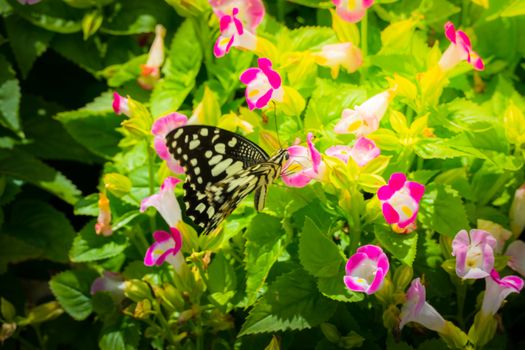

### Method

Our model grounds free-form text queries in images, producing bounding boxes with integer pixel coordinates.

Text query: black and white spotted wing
[165,125,287,234]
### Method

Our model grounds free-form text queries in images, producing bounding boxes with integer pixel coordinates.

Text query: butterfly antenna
[272,101,282,149]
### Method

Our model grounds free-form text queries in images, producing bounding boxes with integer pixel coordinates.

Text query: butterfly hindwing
[166,125,273,232]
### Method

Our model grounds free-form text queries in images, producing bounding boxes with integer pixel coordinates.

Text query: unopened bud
[320,323,341,343]
[124,280,152,302]
[393,265,413,292]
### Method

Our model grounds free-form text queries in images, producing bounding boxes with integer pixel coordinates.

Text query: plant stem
[456,281,467,329]
[146,143,156,233]
[277,0,285,23]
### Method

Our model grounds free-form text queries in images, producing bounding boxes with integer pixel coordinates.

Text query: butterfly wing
[165,125,269,231]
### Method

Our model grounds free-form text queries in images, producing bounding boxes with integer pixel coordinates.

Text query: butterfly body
[166,125,288,234]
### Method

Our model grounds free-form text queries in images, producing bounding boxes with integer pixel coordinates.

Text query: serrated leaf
[55,91,121,158]
[317,265,364,303]
[69,220,129,263]
[0,148,81,204]
[150,19,202,117]
[49,269,98,320]
[240,269,336,336]
[99,316,140,350]
[299,217,344,278]
[0,234,43,274]
[432,185,469,237]
[244,213,285,306]
[374,224,418,266]
[7,0,83,33]
[207,252,237,306]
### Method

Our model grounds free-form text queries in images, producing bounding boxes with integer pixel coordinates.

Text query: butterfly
[166,125,289,234]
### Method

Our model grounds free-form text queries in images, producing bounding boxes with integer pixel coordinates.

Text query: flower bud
[320,323,341,343]
[124,280,152,302]
[393,264,413,292]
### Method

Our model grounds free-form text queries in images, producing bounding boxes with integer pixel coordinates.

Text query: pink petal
[151,113,188,137]
[444,21,456,44]
[345,252,368,273]
[377,185,394,201]
[367,267,385,294]
[344,275,367,292]
[388,173,407,191]
[407,182,425,202]
[219,14,233,32]
[153,230,171,242]
[255,88,273,109]
[281,173,313,188]
[382,203,399,224]
[239,68,260,84]
[306,133,322,174]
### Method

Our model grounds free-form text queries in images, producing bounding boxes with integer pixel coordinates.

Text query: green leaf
[286,0,333,9]
[0,55,21,134]
[207,252,237,306]
[299,217,344,278]
[51,33,104,73]
[304,79,366,131]
[317,264,364,303]
[374,224,418,266]
[420,184,470,237]
[240,269,336,336]
[49,269,98,320]
[7,0,83,33]
[285,26,337,52]
[244,213,286,306]
[0,148,81,204]
[74,193,99,216]
[55,91,121,158]
[69,220,129,263]
[18,301,63,326]
[3,200,76,263]
[150,19,202,117]
[4,15,54,78]
[19,95,100,163]
[99,316,140,350]
[1,298,16,322]
[101,0,176,35]
[0,234,43,274]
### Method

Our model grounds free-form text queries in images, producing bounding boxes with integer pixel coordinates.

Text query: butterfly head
[269,148,289,169]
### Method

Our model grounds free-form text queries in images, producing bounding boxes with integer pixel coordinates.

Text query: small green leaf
[18,301,63,326]
[7,0,83,33]
[69,220,129,263]
[299,217,344,278]
[82,9,103,40]
[49,269,98,320]
[74,193,99,216]
[0,234,42,274]
[0,55,21,134]
[240,269,336,335]
[150,19,202,117]
[244,213,285,306]
[207,252,237,306]
[1,298,16,322]
[99,316,140,350]
[374,224,418,266]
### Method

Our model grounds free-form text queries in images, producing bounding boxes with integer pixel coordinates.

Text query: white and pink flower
[240,57,283,110]
[438,21,484,71]
[313,43,363,78]
[332,0,374,23]
[400,278,446,332]
[95,192,112,237]
[214,8,256,58]
[282,133,324,188]
[144,227,185,272]
[377,173,424,231]
[326,137,380,167]
[138,25,166,90]
[452,229,496,280]
[481,269,523,316]
[151,113,188,174]
[140,177,182,228]
[334,90,393,137]
[112,92,130,117]
[344,244,389,295]
[506,240,525,277]
[209,0,265,32]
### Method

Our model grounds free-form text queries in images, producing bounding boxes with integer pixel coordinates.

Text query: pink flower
[138,25,166,90]
[90,272,125,301]
[400,278,446,332]
[332,0,374,23]
[95,193,112,237]
[326,137,380,167]
[209,0,265,32]
[506,240,525,277]
[313,43,363,78]
[112,92,130,117]
[510,184,525,237]
[452,229,496,279]
[481,269,523,316]
[151,113,188,174]
[438,21,484,71]
[282,133,324,188]
[343,244,389,295]
[477,219,511,254]
[377,173,425,230]
[240,57,283,110]
[334,90,393,136]
[144,227,185,272]
[214,8,256,58]
[140,177,182,227]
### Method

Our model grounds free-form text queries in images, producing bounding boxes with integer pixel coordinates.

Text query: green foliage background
[0,0,525,349]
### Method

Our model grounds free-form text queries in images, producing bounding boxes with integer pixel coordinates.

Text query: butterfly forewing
[166,125,278,233]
